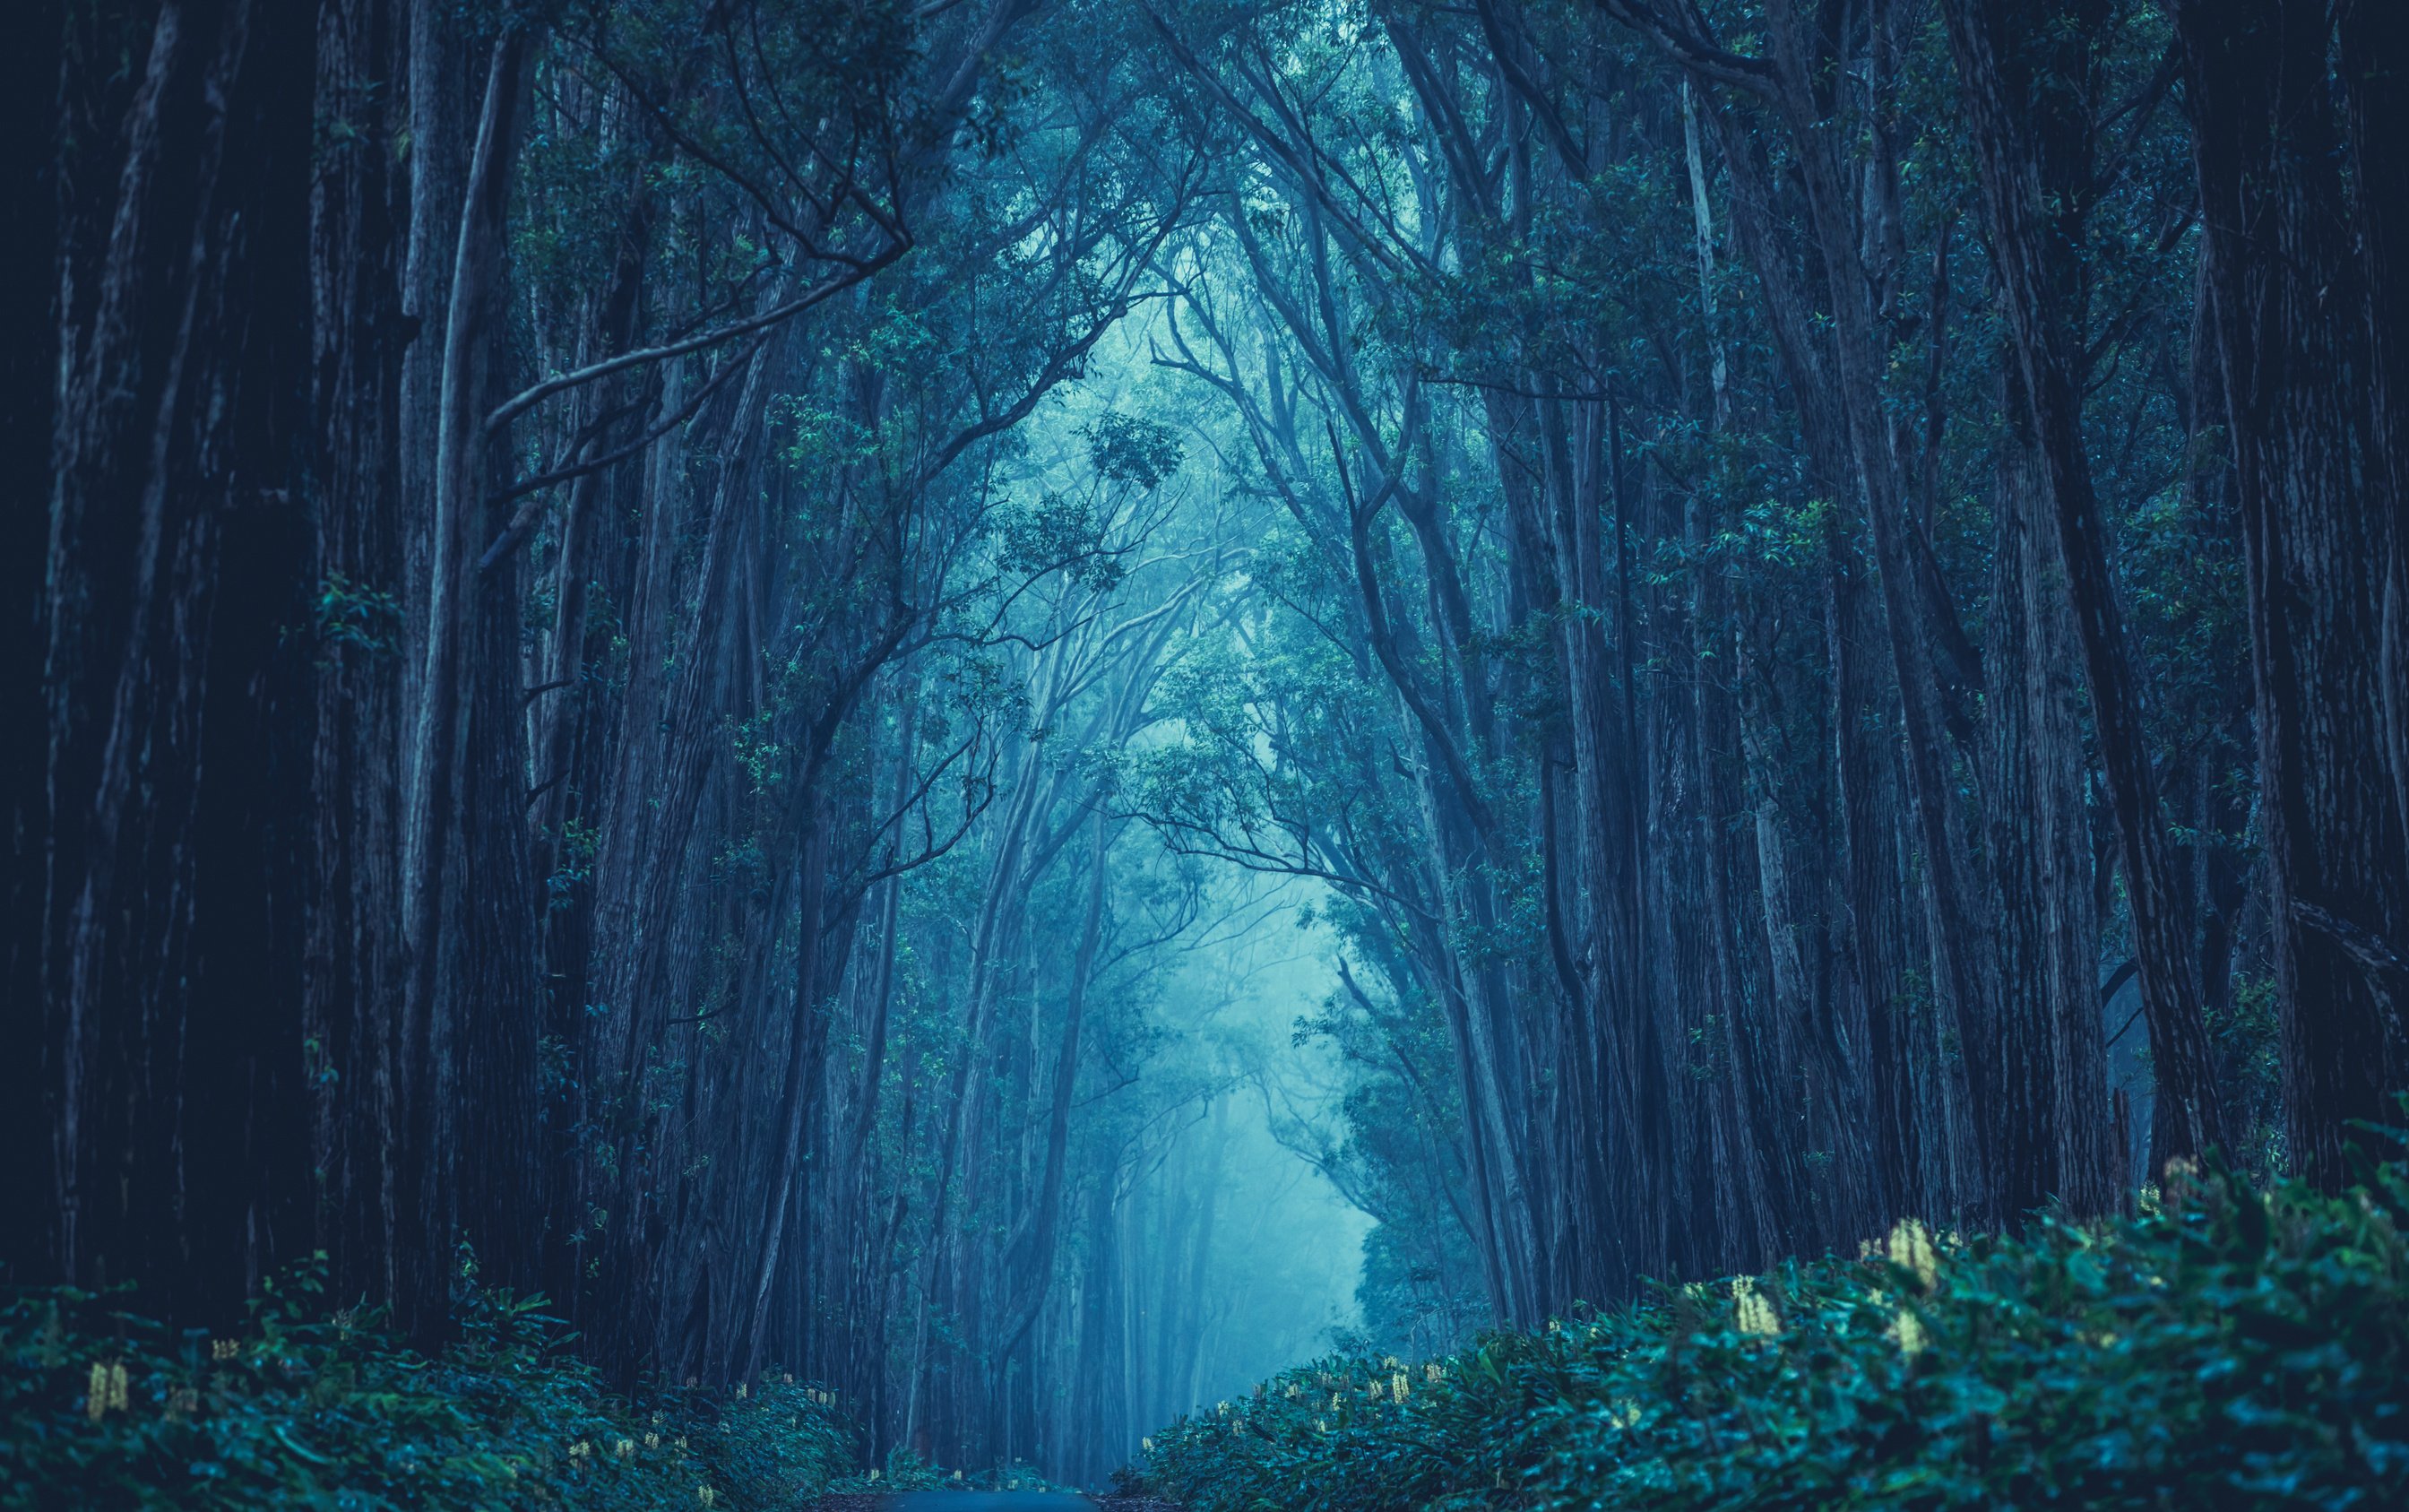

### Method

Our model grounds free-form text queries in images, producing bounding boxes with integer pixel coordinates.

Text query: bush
[0,1257,856,1510]
[1137,1151,2409,1510]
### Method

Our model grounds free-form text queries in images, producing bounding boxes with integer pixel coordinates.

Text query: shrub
[0,1257,855,1510]
[1138,1151,2409,1510]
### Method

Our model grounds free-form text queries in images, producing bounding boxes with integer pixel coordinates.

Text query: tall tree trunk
[392,22,532,1335]
[1942,0,2227,1171]
[0,0,67,1291]
[2339,3,2409,850]
[2173,0,2409,1186]
[39,0,318,1321]
[1986,376,2120,1215]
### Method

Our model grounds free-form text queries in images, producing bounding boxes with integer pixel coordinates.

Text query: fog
[1135,883,1377,1410]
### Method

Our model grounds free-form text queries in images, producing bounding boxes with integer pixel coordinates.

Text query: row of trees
[1120,0,2407,1348]
[6,0,1318,1480]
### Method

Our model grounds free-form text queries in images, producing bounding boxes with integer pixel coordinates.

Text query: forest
[5,0,2408,1507]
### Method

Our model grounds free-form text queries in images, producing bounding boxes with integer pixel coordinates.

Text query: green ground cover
[1135,1150,2409,1510]
[0,1257,853,1510]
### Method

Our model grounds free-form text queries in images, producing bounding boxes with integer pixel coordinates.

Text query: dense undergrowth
[1135,1150,2409,1510]
[0,1257,859,1510]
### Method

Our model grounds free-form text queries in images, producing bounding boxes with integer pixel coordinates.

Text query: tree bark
[2172,0,2409,1185]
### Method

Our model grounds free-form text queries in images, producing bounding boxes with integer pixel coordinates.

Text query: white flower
[1886,1218,1939,1289]
[1891,1308,1930,1359]
[1732,1276,1783,1337]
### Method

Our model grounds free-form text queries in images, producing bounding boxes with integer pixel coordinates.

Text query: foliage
[1136,1150,2409,1510]
[308,573,403,661]
[0,1258,856,1511]
[822,1451,1078,1496]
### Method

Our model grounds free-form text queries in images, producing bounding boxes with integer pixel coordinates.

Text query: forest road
[877,1496,1101,1510]
[822,1488,1179,1511]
